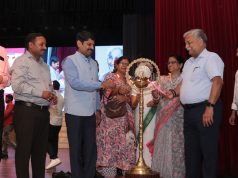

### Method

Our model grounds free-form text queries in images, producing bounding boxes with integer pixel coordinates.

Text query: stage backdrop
[155,0,238,176]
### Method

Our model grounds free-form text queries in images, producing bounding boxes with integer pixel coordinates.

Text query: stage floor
[0,148,228,178]
[0,147,70,178]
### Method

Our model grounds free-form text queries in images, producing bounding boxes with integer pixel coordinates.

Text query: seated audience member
[2,94,16,159]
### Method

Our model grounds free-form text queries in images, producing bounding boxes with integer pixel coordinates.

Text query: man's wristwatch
[206,101,215,108]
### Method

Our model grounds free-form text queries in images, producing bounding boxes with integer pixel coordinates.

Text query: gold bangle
[153,97,160,101]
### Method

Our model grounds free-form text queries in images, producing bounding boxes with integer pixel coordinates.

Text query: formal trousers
[65,113,96,178]
[13,103,49,178]
[47,124,61,159]
[183,99,222,178]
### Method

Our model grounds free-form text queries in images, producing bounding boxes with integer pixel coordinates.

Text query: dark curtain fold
[56,47,76,61]
[56,47,76,71]
[123,0,155,60]
[123,14,155,60]
[155,0,238,176]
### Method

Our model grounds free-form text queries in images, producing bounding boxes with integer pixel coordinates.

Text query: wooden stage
[0,148,70,178]
[0,148,125,178]
[0,148,228,178]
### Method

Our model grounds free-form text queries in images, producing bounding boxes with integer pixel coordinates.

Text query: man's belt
[182,101,207,110]
[15,101,49,110]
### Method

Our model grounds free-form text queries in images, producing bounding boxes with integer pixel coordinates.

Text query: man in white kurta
[229,46,238,125]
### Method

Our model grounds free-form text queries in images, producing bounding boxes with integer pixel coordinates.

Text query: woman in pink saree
[151,55,185,178]
[96,56,136,178]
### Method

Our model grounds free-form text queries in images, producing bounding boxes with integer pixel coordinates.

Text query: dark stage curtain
[56,47,76,70]
[123,14,155,60]
[123,0,155,60]
[155,0,238,176]
[56,47,76,61]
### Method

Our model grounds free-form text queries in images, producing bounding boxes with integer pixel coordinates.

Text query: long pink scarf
[147,97,181,155]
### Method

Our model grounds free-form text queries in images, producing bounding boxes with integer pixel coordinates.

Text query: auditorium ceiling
[0,0,137,47]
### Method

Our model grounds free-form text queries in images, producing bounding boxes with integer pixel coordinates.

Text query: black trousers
[47,124,61,159]
[184,99,222,178]
[0,89,4,160]
[13,104,49,178]
[65,113,96,178]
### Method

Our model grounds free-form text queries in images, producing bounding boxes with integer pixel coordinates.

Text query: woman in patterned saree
[151,55,185,178]
[96,56,136,178]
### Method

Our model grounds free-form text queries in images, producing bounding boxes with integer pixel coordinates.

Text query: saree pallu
[151,96,185,178]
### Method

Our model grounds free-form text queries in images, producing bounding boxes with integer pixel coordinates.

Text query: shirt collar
[189,48,208,63]
[76,51,91,63]
[25,50,44,63]
[197,48,208,59]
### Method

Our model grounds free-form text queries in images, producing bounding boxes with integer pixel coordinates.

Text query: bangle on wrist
[153,99,159,104]
[153,97,160,101]
[118,90,128,96]
[169,89,177,98]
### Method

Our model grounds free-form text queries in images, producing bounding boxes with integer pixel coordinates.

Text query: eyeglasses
[119,62,129,66]
[167,61,178,65]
